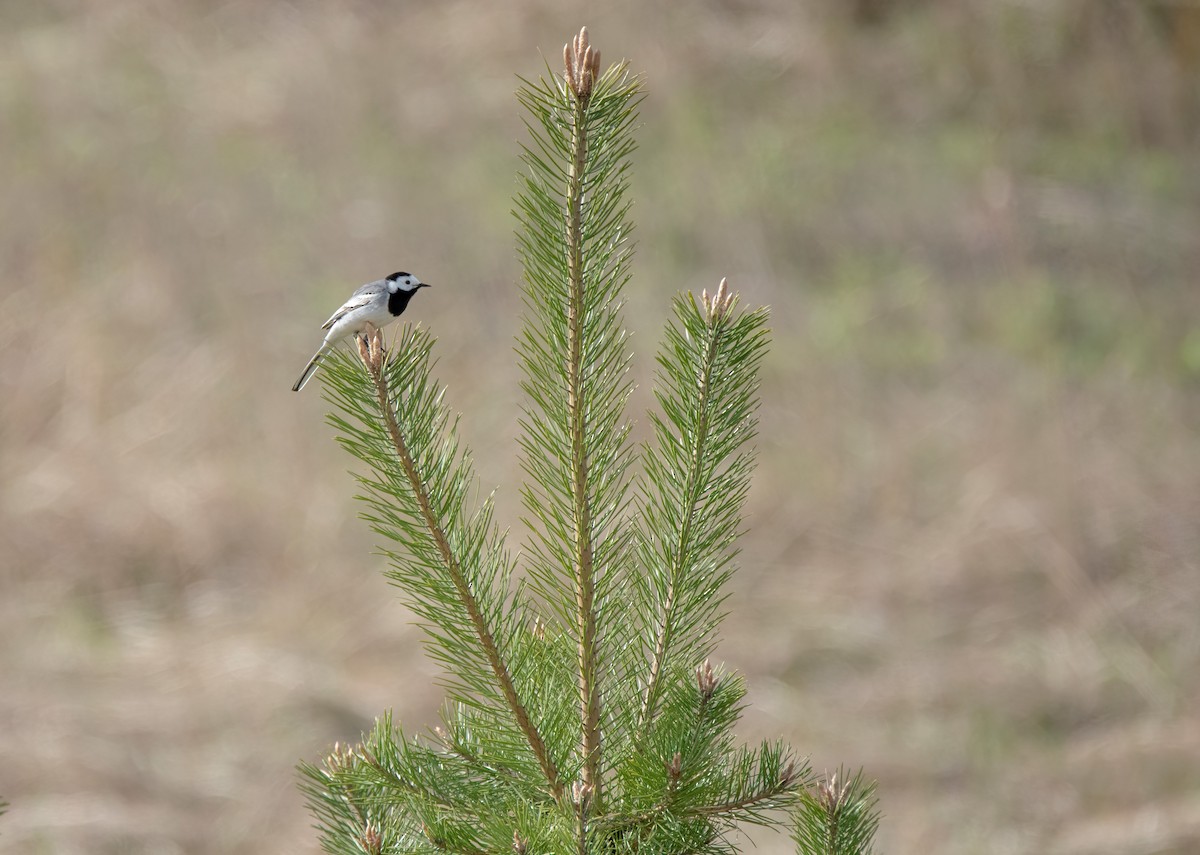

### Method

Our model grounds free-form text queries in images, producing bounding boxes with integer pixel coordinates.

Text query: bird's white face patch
[387,275,421,293]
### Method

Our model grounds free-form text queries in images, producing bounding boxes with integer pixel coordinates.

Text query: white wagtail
[292,271,430,392]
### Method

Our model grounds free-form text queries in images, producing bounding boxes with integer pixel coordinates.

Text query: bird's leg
[358,321,378,345]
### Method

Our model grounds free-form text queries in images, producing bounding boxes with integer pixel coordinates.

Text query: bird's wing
[320,282,384,330]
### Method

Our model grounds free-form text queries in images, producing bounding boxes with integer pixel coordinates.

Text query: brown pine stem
[690,779,797,819]
[356,332,563,802]
[564,27,603,816]
[690,751,800,820]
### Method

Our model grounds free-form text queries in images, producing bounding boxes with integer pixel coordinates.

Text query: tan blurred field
[3,2,1199,853]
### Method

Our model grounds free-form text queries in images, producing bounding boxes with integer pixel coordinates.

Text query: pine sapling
[299,27,881,855]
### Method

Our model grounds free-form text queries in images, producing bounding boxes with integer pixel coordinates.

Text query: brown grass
[2,2,1198,853]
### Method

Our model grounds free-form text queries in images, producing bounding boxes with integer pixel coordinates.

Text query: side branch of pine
[638,318,722,734]
[356,333,563,801]
[690,757,801,820]
[691,783,795,819]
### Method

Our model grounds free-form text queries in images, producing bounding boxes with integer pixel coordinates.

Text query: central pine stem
[567,88,602,812]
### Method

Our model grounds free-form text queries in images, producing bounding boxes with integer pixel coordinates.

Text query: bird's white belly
[330,305,397,341]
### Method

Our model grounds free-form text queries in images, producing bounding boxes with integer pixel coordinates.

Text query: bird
[292,271,431,392]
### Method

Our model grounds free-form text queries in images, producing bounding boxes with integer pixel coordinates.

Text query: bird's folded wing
[320,291,376,330]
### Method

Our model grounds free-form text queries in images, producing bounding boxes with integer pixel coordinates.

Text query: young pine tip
[355,322,386,378]
[701,278,735,323]
[696,659,718,699]
[816,770,851,812]
[564,26,601,100]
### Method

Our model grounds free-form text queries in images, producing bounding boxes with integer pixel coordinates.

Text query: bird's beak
[421,282,432,288]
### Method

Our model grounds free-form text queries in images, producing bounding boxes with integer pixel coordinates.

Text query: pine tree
[298,27,881,855]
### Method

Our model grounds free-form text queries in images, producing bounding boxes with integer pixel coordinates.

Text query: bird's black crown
[386,271,411,281]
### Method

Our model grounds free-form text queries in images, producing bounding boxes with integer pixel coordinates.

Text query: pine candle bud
[817,770,850,812]
[355,324,386,377]
[359,824,383,855]
[572,779,594,811]
[564,26,601,100]
[701,278,735,323]
[696,659,717,700]
[667,751,683,792]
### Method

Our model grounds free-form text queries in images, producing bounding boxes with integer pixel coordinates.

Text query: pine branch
[636,281,770,736]
[638,293,721,731]
[689,753,802,822]
[351,329,562,800]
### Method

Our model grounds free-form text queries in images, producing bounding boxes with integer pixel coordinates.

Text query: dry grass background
[2,1,1199,853]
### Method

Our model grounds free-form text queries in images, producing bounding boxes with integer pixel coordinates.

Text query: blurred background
[2,1,1198,852]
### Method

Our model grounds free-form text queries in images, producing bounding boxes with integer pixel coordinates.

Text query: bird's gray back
[320,278,389,330]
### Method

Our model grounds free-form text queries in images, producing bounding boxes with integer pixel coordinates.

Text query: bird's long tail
[292,344,331,392]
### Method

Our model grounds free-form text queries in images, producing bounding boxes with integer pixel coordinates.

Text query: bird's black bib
[388,288,418,317]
